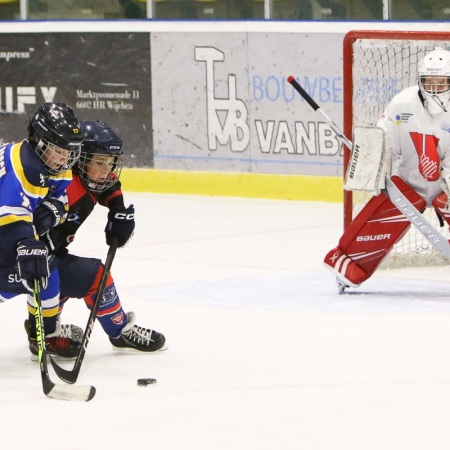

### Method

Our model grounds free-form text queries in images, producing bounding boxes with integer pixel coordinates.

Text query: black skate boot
[25,319,83,361]
[109,312,166,353]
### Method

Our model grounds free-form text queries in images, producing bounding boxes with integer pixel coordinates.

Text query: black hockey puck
[137,378,157,386]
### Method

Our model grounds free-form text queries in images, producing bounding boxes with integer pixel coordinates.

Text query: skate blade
[111,344,169,354]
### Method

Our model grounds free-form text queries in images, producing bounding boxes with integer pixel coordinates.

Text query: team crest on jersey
[101,285,117,306]
[410,131,440,181]
[111,312,125,325]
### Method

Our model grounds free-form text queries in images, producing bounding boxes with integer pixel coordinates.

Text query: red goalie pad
[324,176,426,286]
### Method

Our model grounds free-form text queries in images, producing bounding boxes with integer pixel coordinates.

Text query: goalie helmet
[28,103,83,175]
[418,48,450,114]
[77,120,124,193]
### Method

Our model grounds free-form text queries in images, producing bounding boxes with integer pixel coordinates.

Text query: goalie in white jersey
[324,47,450,289]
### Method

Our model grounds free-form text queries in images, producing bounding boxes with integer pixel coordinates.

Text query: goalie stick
[50,239,118,384]
[33,279,96,401]
[287,75,450,260]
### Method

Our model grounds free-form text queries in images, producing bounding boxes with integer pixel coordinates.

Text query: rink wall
[0,21,449,202]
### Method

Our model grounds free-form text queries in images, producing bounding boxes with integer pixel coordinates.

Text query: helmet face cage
[78,151,123,193]
[419,75,450,95]
[29,103,83,174]
[36,139,81,175]
[78,120,124,193]
[418,48,450,113]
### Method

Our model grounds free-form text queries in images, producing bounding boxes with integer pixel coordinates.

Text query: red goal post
[342,30,450,266]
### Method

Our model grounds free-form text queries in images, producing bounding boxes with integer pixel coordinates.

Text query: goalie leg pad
[324,176,426,285]
[323,246,368,287]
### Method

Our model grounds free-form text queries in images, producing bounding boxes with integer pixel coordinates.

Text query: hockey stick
[287,75,450,259]
[50,239,119,384]
[32,278,96,401]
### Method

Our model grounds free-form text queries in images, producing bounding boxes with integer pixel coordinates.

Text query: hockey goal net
[343,30,450,267]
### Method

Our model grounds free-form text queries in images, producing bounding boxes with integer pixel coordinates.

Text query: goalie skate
[336,278,349,294]
[25,319,83,361]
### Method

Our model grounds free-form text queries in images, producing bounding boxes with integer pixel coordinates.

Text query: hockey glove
[16,239,50,290]
[105,205,135,247]
[41,228,60,253]
[33,198,67,236]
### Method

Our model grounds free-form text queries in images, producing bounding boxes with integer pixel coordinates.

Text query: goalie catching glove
[16,239,50,290]
[437,174,450,211]
[105,204,135,247]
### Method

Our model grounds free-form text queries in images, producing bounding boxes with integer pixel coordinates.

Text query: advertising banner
[151,32,344,176]
[1,21,449,179]
[0,33,152,167]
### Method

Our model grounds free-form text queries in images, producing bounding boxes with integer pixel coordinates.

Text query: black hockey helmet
[28,103,83,175]
[77,120,124,193]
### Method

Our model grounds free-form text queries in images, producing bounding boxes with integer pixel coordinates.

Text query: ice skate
[25,319,83,361]
[336,278,349,294]
[109,312,167,353]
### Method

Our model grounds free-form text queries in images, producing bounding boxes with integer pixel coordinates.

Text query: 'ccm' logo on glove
[113,211,135,221]
[105,204,135,247]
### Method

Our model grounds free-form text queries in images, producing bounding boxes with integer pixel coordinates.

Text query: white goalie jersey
[377,85,450,204]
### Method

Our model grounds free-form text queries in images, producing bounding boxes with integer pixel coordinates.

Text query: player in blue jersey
[25,120,166,359]
[0,103,83,357]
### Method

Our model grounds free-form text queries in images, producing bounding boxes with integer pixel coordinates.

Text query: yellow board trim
[120,168,343,203]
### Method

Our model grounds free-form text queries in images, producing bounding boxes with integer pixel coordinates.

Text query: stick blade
[45,382,96,402]
[42,372,95,401]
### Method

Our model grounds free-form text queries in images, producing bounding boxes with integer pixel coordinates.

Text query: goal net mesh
[344,31,450,268]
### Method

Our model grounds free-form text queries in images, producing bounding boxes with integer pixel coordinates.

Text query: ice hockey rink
[3,192,450,450]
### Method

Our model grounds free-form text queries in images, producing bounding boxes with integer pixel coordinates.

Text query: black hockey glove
[33,198,67,236]
[40,228,60,254]
[16,239,50,290]
[105,205,135,247]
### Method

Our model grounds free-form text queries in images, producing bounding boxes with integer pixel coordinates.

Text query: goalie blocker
[344,126,388,193]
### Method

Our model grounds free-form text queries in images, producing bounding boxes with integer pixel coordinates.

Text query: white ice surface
[3,193,450,449]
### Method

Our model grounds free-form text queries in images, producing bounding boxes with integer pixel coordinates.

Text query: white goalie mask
[418,48,450,114]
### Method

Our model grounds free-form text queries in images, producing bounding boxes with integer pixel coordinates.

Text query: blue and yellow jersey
[0,140,71,254]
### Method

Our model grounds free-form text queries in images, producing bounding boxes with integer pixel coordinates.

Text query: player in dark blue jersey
[0,103,83,358]
[26,120,166,359]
